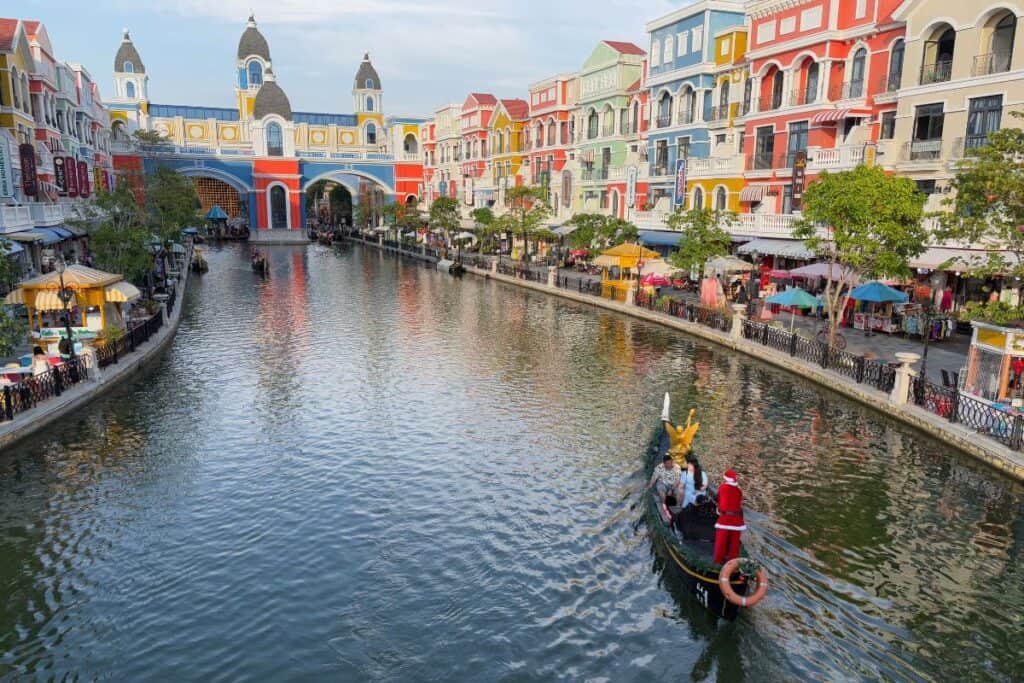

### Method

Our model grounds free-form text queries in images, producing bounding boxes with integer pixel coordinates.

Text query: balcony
[973,52,1012,76]
[687,155,744,177]
[706,106,729,123]
[749,152,775,171]
[920,60,953,85]
[757,94,783,112]
[788,88,819,107]
[649,164,669,177]
[735,213,802,238]
[607,166,649,181]
[398,152,420,162]
[827,80,866,101]
[656,115,672,128]
[807,146,865,171]
[677,111,695,126]
[0,205,33,232]
[903,139,943,162]
[29,203,65,227]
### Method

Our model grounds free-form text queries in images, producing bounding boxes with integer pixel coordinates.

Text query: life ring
[719,558,768,608]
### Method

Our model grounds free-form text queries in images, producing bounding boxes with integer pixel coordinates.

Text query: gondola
[190,249,209,273]
[251,252,269,276]
[644,394,768,620]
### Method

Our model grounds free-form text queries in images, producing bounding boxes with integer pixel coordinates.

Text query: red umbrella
[570,249,589,257]
[641,273,672,287]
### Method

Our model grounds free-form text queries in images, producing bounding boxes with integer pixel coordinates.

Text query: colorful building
[110,15,423,231]
[525,73,577,220]
[488,97,529,205]
[459,93,497,209]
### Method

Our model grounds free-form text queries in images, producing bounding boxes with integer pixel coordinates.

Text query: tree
[72,182,152,285]
[146,165,200,245]
[936,114,1024,302]
[666,209,734,275]
[504,185,550,260]
[0,237,24,356]
[132,129,172,147]
[566,213,639,252]
[428,197,461,246]
[470,207,500,253]
[793,165,928,345]
[382,201,425,234]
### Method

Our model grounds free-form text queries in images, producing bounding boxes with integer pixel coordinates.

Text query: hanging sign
[19,143,38,197]
[790,150,807,212]
[0,139,14,198]
[53,155,67,193]
[626,165,638,208]
[78,160,91,198]
[672,157,688,210]
[65,157,79,197]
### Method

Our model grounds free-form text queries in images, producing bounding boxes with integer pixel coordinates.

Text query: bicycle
[814,324,846,350]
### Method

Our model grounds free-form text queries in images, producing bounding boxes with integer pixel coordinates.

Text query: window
[366,122,377,145]
[365,79,374,89]
[248,61,263,87]
[754,125,774,169]
[914,103,944,140]
[657,93,672,127]
[692,26,704,52]
[651,40,661,67]
[631,101,639,133]
[268,185,290,228]
[916,179,938,195]
[587,110,599,139]
[879,111,896,140]
[267,122,283,156]
[10,68,19,109]
[888,40,905,90]
[788,121,808,167]
[126,81,136,99]
[682,88,696,123]
[619,108,628,135]
[715,134,726,146]
[677,136,691,162]
[742,79,752,114]
[849,48,867,98]
[966,95,1003,150]
[603,107,615,136]
[805,62,819,103]
[771,71,784,109]
[123,61,134,73]
[366,97,374,111]
[986,13,1016,74]
[664,35,674,63]
[855,0,867,18]
[922,26,955,84]
[654,139,668,174]
[693,186,704,210]
[678,31,689,55]
[719,80,730,114]
[547,122,556,146]
[715,186,727,211]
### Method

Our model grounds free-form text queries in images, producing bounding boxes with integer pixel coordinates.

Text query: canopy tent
[205,205,229,221]
[787,262,857,282]
[551,225,577,237]
[454,231,478,242]
[637,259,678,277]
[706,255,755,273]
[850,280,908,303]
[182,227,199,236]
[1,239,24,256]
[104,281,142,303]
[736,238,816,260]
[7,229,59,245]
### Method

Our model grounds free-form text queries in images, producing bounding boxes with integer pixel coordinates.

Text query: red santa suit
[714,470,746,565]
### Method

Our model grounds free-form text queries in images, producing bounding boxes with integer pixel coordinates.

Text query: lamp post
[54,258,76,360]
[748,248,761,316]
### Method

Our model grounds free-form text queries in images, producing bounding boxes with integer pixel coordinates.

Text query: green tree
[428,197,461,246]
[0,237,24,356]
[566,213,639,252]
[504,185,550,260]
[936,114,1024,296]
[793,165,928,345]
[666,209,734,275]
[132,129,172,147]
[146,165,199,245]
[72,182,152,285]
[470,207,499,253]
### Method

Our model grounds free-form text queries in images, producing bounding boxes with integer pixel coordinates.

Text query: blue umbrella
[205,205,229,221]
[766,287,821,332]
[850,280,908,303]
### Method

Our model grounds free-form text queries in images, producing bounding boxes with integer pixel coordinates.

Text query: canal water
[1,244,1021,682]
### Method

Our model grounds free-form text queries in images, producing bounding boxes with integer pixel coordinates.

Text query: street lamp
[54,258,76,360]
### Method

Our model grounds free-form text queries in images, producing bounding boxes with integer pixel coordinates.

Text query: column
[890,352,921,406]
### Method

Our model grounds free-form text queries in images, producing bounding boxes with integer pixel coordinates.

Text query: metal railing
[972,52,1011,76]
[902,139,943,162]
[96,307,166,368]
[920,60,953,85]
[912,376,1024,450]
[0,357,90,422]
[656,115,672,128]
[827,79,866,101]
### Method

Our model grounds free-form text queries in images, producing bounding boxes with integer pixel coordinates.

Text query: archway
[269,185,288,229]
[193,176,245,219]
[305,179,353,228]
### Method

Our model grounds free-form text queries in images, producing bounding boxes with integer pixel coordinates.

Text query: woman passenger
[680,454,708,508]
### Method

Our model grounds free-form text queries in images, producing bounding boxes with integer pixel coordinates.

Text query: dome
[354,53,381,90]
[252,70,292,120]
[237,14,271,61]
[115,29,145,73]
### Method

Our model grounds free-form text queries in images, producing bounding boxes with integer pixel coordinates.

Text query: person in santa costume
[713,469,746,565]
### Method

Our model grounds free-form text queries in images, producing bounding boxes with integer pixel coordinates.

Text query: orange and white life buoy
[719,558,768,608]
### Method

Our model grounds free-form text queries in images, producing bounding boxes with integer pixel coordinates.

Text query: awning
[552,225,577,236]
[739,185,768,202]
[32,289,78,311]
[33,228,66,245]
[639,230,683,247]
[736,238,816,260]
[66,225,89,237]
[811,109,872,124]
[1,239,25,256]
[907,248,1019,271]
[3,288,24,304]
[104,281,142,303]
[46,227,74,239]
[6,231,47,243]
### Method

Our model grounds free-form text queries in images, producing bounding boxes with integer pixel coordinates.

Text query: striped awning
[812,109,872,124]
[3,288,24,304]
[737,238,816,260]
[104,281,142,303]
[32,289,78,311]
[739,185,768,202]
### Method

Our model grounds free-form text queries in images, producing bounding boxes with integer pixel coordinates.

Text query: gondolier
[713,470,746,564]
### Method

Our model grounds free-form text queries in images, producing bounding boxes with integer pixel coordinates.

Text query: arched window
[403,134,418,154]
[742,79,752,114]
[587,110,599,139]
[632,100,639,133]
[718,80,730,116]
[922,25,956,83]
[805,62,819,103]
[771,71,784,109]
[270,185,288,229]
[366,96,374,111]
[267,121,283,156]
[888,40,905,90]
[366,122,377,145]
[611,191,619,217]
[547,122,556,146]
[693,186,704,210]
[715,186,727,211]
[496,131,503,153]
[126,81,136,99]
[123,61,134,73]
[990,13,1017,73]
[365,78,374,89]
[248,61,263,87]
[849,48,867,97]
[657,92,672,127]
[10,67,19,109]
[651,40,661,67]
[602,106,614,136]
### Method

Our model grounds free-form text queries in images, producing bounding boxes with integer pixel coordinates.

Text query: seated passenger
[31,346,49,376]
[680,454,708,508]
[649,454,682,504]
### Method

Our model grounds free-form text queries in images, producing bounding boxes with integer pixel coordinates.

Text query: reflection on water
[0,244,1021,682]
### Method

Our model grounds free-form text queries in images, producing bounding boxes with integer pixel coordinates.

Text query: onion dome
[237,13,271,61]
[354,53,381,90]
[252,68,292,120]
[115,28,145,73]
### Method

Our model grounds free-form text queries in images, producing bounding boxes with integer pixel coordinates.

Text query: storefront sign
[77,160,91,198]
[53,155,67,193]
[790,150,807,212]
[0,138,14,198]
[19,143,38,197]
[625,166,638,208]
[672,158,687,210]
[65,157,79,197]
[561,170,572,208]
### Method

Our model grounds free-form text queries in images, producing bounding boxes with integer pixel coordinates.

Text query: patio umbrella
[640,273,672,287]
[850,280,907,336]
[205,205,228,221]
[766,287,821,333]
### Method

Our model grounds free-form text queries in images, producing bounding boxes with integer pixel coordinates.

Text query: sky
[20,0,684,117]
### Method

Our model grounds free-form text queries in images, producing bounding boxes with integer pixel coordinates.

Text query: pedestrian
[713,469,746,564]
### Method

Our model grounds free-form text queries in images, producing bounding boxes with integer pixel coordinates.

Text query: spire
[115,28,145,73]
[238,13,270,61]
[354,52,381,91]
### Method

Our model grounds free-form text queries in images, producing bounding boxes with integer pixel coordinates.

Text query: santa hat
[723,469,738,484]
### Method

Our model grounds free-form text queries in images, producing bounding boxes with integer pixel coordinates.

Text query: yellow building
[488,98,530,205]
[0,19,36,144]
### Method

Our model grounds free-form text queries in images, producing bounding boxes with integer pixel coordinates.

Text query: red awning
[811,109,872,124]
[739,185,768,202]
